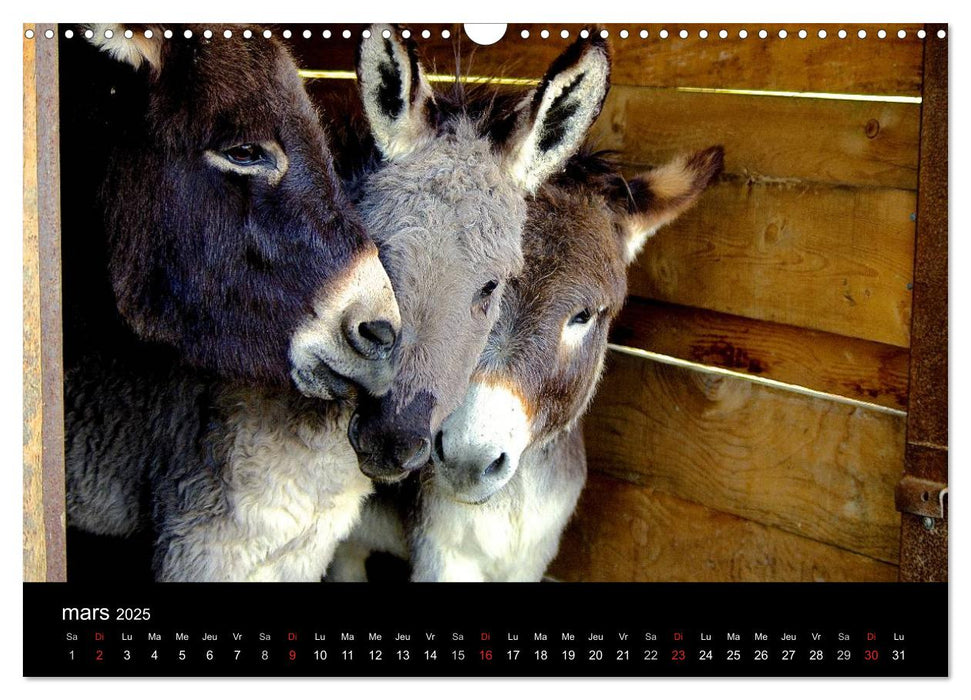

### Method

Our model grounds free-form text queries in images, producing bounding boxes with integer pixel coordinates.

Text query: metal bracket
[895,475,948,519]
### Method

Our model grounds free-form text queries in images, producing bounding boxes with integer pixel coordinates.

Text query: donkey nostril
[397,435,431,472]
[344,316,397,360]
[359,320,396,350]
[347,412,362,452]
[433,431,445,462]
[482,453,507,479]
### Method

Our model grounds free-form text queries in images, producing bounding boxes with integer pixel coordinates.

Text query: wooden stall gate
[23,24,948,582]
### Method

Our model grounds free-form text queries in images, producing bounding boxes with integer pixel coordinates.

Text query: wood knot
[865,119,881,139]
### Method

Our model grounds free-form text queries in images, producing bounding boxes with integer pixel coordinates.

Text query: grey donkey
[328,145,724,582]
[70,25,612,581]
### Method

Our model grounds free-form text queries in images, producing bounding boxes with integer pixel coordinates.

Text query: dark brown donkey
[329,146,724,581]
[63,25,399,547]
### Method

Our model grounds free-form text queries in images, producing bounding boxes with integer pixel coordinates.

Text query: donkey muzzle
[349,390,435,481]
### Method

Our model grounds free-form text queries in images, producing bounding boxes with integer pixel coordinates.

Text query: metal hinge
[895,475,948,519]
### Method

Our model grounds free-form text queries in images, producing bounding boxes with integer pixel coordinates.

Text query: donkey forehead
[361,148,528,274]
[520,191,629,301]
[376,121,516,200]
[149,38,305,141]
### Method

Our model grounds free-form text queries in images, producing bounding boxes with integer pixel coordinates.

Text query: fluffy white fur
[413,431,585,581]
[158,392,372,582]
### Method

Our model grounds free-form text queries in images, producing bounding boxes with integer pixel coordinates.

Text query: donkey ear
[620,146,724,264]
[86,24,164,74]
[356,24,435,161]
[504,31,611,193]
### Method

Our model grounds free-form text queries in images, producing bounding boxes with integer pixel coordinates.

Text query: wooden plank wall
[23,24,66,582]
[288,23,930,582]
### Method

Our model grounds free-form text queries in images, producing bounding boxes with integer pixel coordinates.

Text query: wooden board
[549,473,900,582]
[628,178,916,348]
[22,25,66,582]
[583,351,905,563]
[23,24,44,583]
[610,298,910,411]
[283,23,925,96]
[592,86,921,190]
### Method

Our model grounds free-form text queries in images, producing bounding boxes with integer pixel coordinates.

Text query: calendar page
[22,21,948,678]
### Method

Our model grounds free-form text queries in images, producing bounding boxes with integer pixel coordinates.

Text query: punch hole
[641,30,649,39]
[401,29,411,39]
[618,29,627,39]
[857,29,867,39]
[758,29,767,39]
[718,29,727,39]
[937,29,946,39]
[738,29,748,39]
[579,29,589,39]
[323,30,332,39]
[442,29,451,39]
[243,29,252,39]
[64,29,74,39]
[818,29,827,39]
[561,29,570,39]
[362,29,371,39]
[679,29,688,39]
[838,29,847,39]
[342,30,351,39]
[382,28,391,39]
[798,29,807,39]
[203,29,212,39]
[600,29,609,38]
[282,29,292,39]
[104,29,114,39]
[540,29,549,39]
[421,30,431,39]
[897,30,906,39]
[659,29,668,39]
[778,29,788,39]
[45,29,55,39]
[521,30,529,39]
[163,29,173,39]
[223,30,232,39]
[877,29,886,39]
[183,29,193,39]
[145,29,154,39]
[24,29,34,39]
[464,24,506,45]
[263,29,272,39]
[125,30,133,39]
[84,28,94,39]
[699,29,708,39]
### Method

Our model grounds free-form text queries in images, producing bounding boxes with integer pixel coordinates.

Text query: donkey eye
[480,280,499,298]
[569,308,593,326]
[223,144,267,166]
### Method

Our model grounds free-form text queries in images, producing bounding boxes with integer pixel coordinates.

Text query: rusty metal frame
[897,23,948,582]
